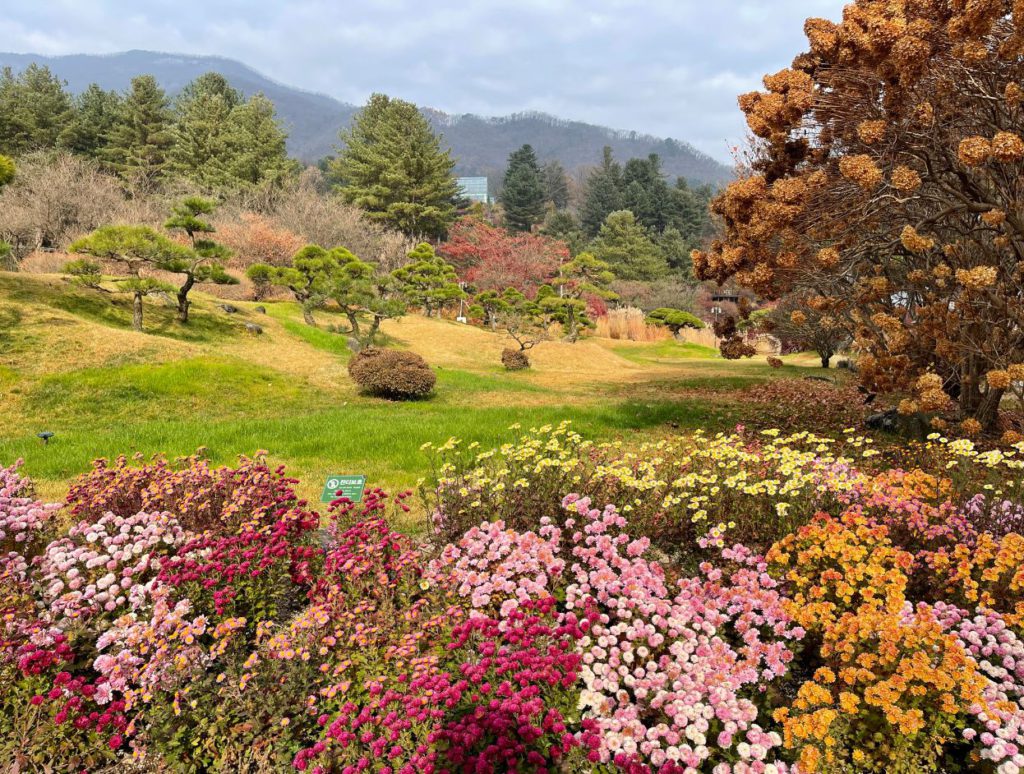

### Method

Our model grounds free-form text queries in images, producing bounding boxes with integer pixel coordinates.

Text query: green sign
[320,474,366,503]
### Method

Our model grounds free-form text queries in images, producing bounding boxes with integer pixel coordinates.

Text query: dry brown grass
[594,308,670,342]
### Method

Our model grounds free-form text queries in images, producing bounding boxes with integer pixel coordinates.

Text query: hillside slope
[3,271,806,505]
[0,50,733,184]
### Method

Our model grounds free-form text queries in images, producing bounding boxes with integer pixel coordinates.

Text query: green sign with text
[320,474,366,503]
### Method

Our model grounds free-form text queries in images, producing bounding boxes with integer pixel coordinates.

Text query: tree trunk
[132,292,144,332]
[364,314,383,346]
[960,383,1004,431]
[820,353,831,368]
[177,273,195,324]
[345,311,361,337]
[302,306,317,327]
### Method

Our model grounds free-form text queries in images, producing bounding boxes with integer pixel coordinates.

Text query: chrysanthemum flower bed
[2,426,1024,772]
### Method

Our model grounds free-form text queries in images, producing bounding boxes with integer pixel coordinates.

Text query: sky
[6,0,847,162]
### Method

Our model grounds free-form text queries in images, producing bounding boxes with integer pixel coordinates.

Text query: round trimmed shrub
[348,347,436,399]
[501,348,530,371]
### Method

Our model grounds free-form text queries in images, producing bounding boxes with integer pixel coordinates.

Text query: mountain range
[0,50,733,186]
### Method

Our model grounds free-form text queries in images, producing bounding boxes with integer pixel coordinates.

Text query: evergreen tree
[223,93,293,188]
[168,75,236,189]
[589,210,669,281]
[621,155,673,231]
[176,72,243,111]
[391,242,465,317]
[655,227,693,277]
[163,197,237,322]
[59,84,121,157]
[580,146,623,236]
[331,94,458,239]
[105,76,173,183]
[541,160,570,210]
[668,178,714,245]
[0,155,13,187]
[499,144,545,231]
[543,252,618,342]
[0,64,73,155]
[328,248,405,347]
[66,226,190,332]
[248,244,342,326]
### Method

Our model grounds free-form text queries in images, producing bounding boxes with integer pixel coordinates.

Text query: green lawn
[0,272,840,509]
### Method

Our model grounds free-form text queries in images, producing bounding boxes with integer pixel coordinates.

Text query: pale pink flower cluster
[433,492,800,771]
[37,510,186,620]
[430,517,565,617]
[94,586,211,706]
[0,460,60,580]
[931,603,1024,774]
[562,495,799,772]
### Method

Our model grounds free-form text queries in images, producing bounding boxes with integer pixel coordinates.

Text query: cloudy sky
[7,0,847,161]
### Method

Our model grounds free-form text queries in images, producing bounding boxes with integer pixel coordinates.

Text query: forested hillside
[0,50,732,183]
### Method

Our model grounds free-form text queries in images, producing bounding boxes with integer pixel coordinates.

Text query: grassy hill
[0,272,821,515]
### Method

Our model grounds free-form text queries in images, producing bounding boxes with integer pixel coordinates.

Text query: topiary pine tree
[500,144,546,232]
[247,244,342,326]
[327,247,406,348]
[163,197,237,323]
[545,252,618,342]
[67,226,192,332]
[331,94,458,239]
[391,242,465,317]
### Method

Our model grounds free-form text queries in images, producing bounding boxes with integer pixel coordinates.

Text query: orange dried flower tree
[695,0,1024,429]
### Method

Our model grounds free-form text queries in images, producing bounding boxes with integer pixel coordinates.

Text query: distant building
[456,176,490,204]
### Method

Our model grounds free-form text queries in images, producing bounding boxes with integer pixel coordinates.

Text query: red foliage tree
[440,217,568,293]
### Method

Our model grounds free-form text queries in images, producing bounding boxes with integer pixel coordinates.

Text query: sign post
[320,474,366,503]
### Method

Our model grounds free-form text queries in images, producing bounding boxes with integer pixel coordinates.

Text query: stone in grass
[254,306,267,314]
[218,303,239,314]
[245,322,263,335]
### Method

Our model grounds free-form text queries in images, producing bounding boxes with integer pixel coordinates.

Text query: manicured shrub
[347,346,436,399]
[501,346,530,370]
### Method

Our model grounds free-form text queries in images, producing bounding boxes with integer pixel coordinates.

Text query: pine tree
[500,144,546,232]
[580,146,623,236]
[541,160,570,210]
[391,242,465,317]
[223,93,294,188]
[105,76,174,183]
[544,253,618,341]
[163,197,237,322]
[331,94,458,239]
[621,155,673,231]
[168,75,237,189]
[59,84,121,157]
[0,64,73,155]
[590,210,669,281]
[66,226,189,332]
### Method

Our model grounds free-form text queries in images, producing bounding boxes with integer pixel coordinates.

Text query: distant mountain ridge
[0,50,733,185]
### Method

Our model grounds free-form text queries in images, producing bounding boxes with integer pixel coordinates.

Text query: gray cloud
[5,0,846,161]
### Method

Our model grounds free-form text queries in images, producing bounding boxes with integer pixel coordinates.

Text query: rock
[244,322,263,335]
[218,304,239,314]
[254,306,267,314]
[346,337,362,353]
[866,408,899,432]
[803,375,835,383]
